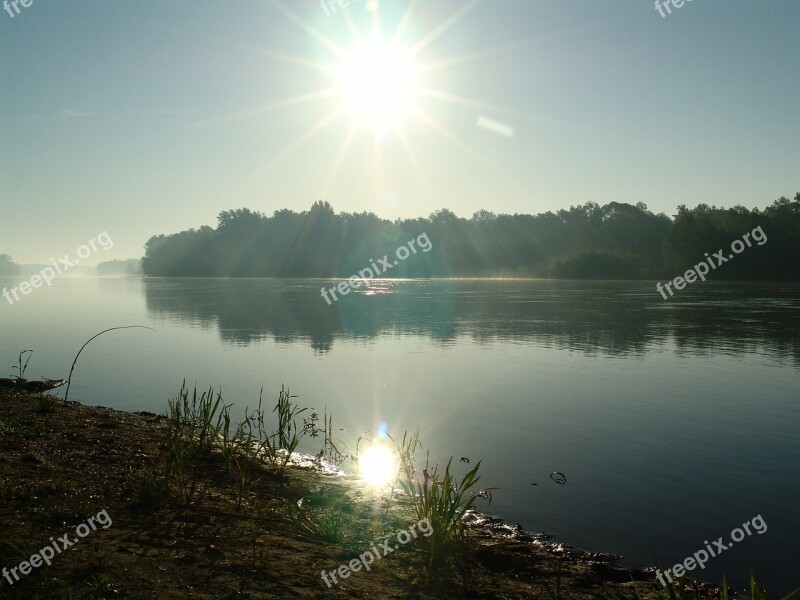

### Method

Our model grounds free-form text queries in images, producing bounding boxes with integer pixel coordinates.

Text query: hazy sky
[1,0,798,263]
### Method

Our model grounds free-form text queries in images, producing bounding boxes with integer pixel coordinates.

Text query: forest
[139,193,800,280]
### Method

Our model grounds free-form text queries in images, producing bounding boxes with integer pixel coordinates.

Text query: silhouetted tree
[140,194,800,281]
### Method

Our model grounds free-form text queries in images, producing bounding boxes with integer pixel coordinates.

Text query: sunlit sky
[1,0,798,263]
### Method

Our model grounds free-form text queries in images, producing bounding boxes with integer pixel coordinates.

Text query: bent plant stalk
[64,326,156,402]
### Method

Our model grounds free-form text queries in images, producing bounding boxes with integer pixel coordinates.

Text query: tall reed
[392,430,494,574]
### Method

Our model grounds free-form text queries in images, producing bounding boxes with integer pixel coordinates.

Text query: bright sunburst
[217,0,525,202]
[338,42,418,119]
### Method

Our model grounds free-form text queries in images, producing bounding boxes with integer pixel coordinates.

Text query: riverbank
[0,385,670,599]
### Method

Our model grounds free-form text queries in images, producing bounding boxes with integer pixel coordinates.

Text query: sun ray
[409,0,482,57]
[372,123,384,210]
[263,104,346,171]
[267,0,349,60]
[215,41,338,74]
[392,0,422,45]
[237,104,346,195]
[417,39,531,74]
[342,8,365,46]
[371,0,381,42]
[191,88,339,128]
[413,106,493,170]
[319,118,361,200]
[394,122,435,204]
[417,87,548,124]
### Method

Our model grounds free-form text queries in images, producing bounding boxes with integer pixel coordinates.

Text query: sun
[337,42,418,120]
[228,0,509,199]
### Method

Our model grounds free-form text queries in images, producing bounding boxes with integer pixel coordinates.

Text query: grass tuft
[392,429,495,576]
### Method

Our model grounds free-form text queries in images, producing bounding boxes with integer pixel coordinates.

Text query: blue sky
[1,0,799,263]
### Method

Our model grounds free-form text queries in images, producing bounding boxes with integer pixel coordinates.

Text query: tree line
[0,254,20,276]
[140,194,800,280]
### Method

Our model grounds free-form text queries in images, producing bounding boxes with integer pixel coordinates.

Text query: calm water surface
[1,277,798,591]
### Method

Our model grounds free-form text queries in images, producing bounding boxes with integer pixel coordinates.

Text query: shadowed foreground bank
[0,385,781,599]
